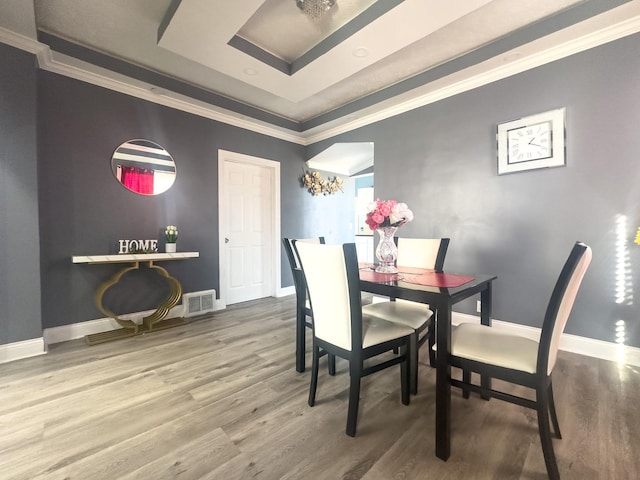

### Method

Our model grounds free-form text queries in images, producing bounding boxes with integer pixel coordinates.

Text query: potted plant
[165,225,178,253]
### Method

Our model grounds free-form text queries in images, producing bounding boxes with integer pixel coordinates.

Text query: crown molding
[0,27,41,53]
[3,6,640,147]
[35,47,306,145]
[303,7,640,145]
[0,27,304,144]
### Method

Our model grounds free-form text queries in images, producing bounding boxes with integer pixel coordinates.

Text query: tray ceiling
[1,0,638,141]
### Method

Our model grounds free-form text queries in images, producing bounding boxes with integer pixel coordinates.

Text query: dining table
[358,263,497,461]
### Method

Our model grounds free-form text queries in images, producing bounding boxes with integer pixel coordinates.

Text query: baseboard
[277,286,295,298]
[44,304,186,345]
[43,298,228,346]
[452,312,640,367]
[44,316,128,345]
[9,300,639,367]
[0,337,46,364]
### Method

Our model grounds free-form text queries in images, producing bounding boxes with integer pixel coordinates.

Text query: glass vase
[375,226,398,273]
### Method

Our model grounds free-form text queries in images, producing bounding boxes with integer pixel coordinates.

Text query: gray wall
[3,32,639,350]
[0,43,42,344]
[35,70,352,330]
[309,33,640,348]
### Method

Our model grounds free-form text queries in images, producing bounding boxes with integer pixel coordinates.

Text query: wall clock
[497,108,565,175]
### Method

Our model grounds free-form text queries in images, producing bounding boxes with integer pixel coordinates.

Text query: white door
[219,151,280,305]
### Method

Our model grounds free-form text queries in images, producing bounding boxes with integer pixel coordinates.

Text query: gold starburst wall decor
[301,170,343,196]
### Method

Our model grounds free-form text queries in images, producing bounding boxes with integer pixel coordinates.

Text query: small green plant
[165,225,178,243]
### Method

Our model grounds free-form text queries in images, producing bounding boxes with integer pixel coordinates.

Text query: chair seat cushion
[451,323,539,374]
[362,301,432,331]
[362,314,415,348]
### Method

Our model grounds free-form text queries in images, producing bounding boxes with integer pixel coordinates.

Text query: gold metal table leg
[85,260,187,345]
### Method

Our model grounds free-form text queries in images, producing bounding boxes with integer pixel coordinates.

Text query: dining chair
[363,237,450,394]
[295,241,414,437]
[283,237,335,374]
[447,241,591,480]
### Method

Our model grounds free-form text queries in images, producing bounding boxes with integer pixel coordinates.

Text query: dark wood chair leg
[346,360,362,437]
[328,353,336,375]
[547,381,562,439]
[296,308,306,373]
[480,373,492,400]
[462,369,471,399]
[409,333,418,395]
[308,344,320,407]
[537,385,561,480]
[401,347,410,405]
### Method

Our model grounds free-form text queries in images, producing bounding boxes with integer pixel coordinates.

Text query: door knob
[224,237,229,244]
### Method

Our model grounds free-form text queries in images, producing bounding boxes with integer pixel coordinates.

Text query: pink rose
[367,199,412,229]
[365,213,379,230]
[372,212,385,224]
[378,202,392,217]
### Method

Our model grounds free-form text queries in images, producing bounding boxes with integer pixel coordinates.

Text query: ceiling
[1,0,639,146]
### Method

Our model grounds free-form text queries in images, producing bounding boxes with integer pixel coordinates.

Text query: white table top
[72,252,199,264]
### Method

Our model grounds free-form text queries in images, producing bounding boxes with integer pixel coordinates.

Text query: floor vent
[183,290,216,318]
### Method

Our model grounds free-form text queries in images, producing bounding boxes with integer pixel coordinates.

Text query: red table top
[359,264,474,288]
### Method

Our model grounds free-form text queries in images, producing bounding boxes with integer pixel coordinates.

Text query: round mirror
[111,139,176,195]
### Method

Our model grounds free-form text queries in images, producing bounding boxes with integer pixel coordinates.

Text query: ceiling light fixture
[353,47,369,58]
[296,0,337,21]
[504,52,523,62]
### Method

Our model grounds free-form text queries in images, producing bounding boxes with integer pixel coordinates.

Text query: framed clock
[497,108,565,175]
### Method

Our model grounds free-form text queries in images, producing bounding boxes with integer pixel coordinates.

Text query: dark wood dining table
[358,264,497,461]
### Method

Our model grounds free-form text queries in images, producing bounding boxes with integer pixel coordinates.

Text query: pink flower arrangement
[365,199,414,230]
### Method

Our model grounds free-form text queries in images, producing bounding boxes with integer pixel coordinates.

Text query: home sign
[118,239,158,254]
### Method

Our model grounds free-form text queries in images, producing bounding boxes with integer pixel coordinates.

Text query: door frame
[218,149,281,307]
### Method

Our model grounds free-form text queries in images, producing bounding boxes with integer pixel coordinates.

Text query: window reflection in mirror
[111,139,176,195]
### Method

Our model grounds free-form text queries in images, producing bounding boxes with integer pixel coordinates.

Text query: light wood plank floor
[1,296,639,479]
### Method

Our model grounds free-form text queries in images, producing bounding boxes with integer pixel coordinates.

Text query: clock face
[507,121,552,163]
[497,108,565,175]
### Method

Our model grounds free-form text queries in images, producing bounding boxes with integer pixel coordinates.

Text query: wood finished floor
[1,295,639,479]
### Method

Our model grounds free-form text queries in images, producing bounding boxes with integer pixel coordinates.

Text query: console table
[72,252,199,345]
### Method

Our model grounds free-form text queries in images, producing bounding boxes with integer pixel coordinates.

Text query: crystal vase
[375,226,398,273]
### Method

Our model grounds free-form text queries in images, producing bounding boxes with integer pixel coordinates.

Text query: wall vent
[183,289,217,318]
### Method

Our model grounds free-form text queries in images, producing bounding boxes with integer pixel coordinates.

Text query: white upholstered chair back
[288,237,322,269]
[397,238,443,269]
[546,244,592,375]
[295,242,353,351]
